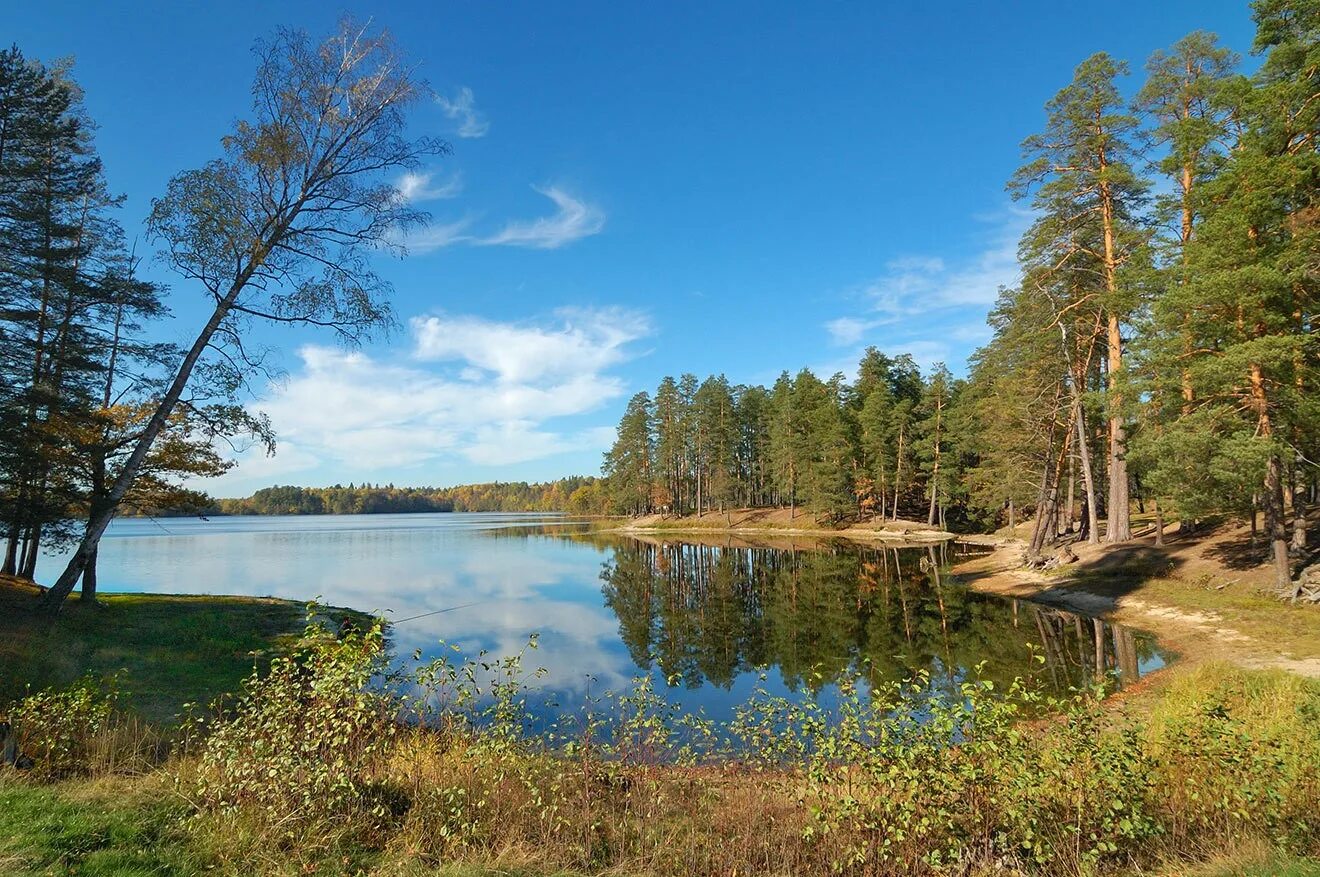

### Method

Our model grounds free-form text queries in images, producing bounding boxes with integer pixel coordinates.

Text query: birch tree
[41,22,447,610]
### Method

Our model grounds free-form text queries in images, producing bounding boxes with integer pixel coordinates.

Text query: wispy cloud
[824,316,883,347]
[480,186,605,249]
[397,170,463,202]
[862,234,1019,318]
[398,217,473,254]
[436,86,489,138]
[816,208,1031,378]
[823,208,1029,346]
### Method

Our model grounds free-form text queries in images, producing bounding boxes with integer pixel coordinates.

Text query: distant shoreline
[599,508,965,543]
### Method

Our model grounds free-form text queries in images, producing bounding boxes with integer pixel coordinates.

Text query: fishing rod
[389,601,483,625]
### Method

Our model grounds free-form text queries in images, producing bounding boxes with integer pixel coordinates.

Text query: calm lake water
[42,513,1164,721]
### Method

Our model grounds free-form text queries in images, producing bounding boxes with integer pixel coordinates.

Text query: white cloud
[480,186,605,249]
[817,208,1033,377]
[213,308,649,487]
[394,185,605,255]
[862,233,1017,317]
[823,208,1029,344]
[436,86,489,138]
[411,307,647,382]
[825,316,882,347]
[397,170,463,202]
[399,217,473,254]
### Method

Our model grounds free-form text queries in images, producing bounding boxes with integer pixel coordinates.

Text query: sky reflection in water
[44,513,1164,723]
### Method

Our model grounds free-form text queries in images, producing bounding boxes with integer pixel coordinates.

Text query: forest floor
[607,508,954,541]
[951,514,1320,680]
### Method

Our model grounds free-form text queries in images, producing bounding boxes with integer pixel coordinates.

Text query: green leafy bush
[6,675,119,780]
[191,619,396,835]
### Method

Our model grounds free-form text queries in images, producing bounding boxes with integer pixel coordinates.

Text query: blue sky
[8,1,1255,495]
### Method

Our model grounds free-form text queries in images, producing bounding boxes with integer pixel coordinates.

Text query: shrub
[4,674,136,780]
[19,625,1320,877]
[191,619,397,839]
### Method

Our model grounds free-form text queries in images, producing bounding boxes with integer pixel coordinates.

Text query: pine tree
[734,384,771,507]
[0,49,167,580]
[1150,0,1319,594]
[916,365,956,528]
[766,372,799,514]
[603,392,654,516]
[1130,31,1241,543]
[693,376,738,515]
[652,376,684,514]
[1011,52,1152,543]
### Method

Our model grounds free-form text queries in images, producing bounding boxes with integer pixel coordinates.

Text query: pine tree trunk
[1153,498,1165,548]
[1264,452,1294,598]
[1064,451,1076,536]
[1072,395,1101,545]
[2,528,17,575]
[1105,312,1131,543]
[1292,457,1308,552]
[19,525,39,579]
[891,425,905,521]
[1248,359,1293,597]
[1099,167,1131,543]
[14,532,30,580]
[1029,412,1062,557]
[927,396,942,527]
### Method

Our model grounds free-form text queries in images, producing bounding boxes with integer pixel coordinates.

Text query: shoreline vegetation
[3,523,1320,876]
[604,508,962,542]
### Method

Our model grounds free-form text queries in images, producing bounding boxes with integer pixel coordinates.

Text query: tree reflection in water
[597,538,1162,698]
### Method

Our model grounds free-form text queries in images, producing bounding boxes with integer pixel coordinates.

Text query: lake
[42,512,1165,722]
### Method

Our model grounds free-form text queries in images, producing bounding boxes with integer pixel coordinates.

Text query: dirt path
[952,538,1320,679]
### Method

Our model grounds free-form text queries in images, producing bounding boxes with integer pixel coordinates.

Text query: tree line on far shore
[207,478,604,516]
[604,2,1319,598]
[602,355,959,527]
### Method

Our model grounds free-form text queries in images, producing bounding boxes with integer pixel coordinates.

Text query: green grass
[1163,847,1320,876]
[0,778,594,877]
[0,577,359,723]
[8,769,1318,877]
[0,778,200,876]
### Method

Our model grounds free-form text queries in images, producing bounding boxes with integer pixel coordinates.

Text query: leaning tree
[41,21,448,611]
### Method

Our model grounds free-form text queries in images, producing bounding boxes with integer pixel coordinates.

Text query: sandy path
[952,540,1320,679]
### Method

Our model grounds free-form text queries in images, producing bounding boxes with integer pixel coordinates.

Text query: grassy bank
[0,575,358,723]
[3,616,1320,876]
